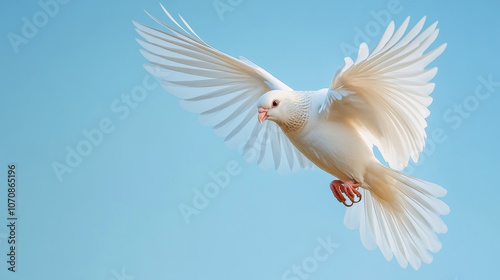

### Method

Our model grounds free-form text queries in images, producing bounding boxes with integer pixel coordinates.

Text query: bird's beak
[258,107,268,124]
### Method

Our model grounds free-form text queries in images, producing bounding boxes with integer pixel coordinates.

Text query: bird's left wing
[320,17,446,170]
[134,5,314,173]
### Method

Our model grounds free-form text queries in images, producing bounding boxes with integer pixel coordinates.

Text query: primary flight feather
[135,5,449,270]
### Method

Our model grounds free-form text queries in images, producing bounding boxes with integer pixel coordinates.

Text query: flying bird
[134,5,449,270]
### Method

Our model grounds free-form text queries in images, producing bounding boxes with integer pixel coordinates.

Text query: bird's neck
[280,91,312,133]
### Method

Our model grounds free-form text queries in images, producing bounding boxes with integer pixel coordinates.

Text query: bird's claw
[330,179,362,207]
[342,200,354,207]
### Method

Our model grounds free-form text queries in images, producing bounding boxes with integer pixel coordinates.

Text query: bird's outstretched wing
[320,17,446,170]
[135,5,313,173]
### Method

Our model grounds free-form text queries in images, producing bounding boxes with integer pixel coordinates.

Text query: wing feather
[323,17,446,170]
[136,6,313,172]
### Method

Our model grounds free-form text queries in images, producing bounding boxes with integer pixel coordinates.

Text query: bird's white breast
[284,91,375,183]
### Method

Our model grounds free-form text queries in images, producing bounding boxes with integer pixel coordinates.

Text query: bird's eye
[272,100,279,108]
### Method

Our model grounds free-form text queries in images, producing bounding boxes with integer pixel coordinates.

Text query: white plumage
[135,5,449,270]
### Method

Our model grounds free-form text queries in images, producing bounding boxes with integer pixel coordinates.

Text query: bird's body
[135,6,450,270]
[282,89,373,183]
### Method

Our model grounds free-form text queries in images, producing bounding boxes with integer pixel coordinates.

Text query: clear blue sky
[1,0,499,279]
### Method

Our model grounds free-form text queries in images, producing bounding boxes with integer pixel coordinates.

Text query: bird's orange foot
[329,179,362,207]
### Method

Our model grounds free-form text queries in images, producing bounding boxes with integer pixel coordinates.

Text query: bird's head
[257,90,294,124]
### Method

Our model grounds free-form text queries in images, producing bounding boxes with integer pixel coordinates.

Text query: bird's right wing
[134,5,314,173]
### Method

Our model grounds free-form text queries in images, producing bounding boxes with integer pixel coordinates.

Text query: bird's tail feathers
[344,164,449,270]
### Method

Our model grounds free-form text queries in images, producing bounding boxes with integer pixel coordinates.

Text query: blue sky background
[1,0,499,279]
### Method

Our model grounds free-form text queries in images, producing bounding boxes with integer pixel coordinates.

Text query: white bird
[135,5,449,270]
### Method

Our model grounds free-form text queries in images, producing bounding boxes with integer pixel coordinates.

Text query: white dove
[135,5,449,270]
